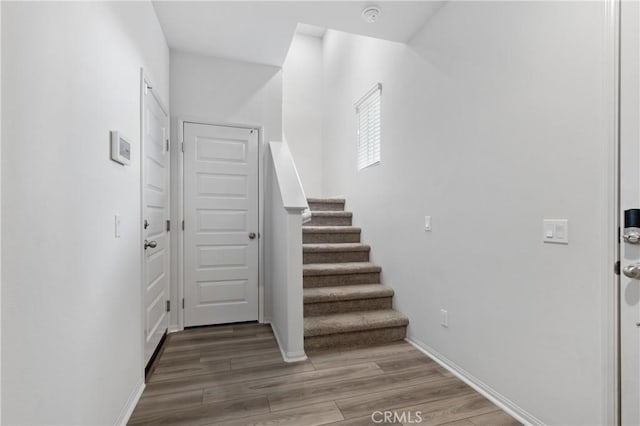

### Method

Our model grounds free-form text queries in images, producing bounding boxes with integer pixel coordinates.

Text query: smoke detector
[361,6,381,23]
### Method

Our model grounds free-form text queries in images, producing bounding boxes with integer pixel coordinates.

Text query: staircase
[302,198,409,350]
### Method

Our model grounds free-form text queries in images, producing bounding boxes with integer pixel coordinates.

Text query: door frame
[616,0,640,424]
[605,0,621,424]
[176,118,265,330]
[139,69,170,370]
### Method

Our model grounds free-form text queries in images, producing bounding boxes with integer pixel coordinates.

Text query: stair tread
[304,284,394,303]
[303,262,381,276]
[303,243,370,253]
[307,198,346,203]
[304,310,409,337]
[310,211,352,217]
[303,226,361,233]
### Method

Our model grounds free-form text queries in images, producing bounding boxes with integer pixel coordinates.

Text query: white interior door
[183,123,259,327]
[142,82,170,365]
[620,1,640,424]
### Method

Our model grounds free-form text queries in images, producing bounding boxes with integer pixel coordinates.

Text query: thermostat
[111,131,131,166]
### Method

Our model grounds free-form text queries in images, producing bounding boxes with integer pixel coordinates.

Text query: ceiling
[152,1,444,67]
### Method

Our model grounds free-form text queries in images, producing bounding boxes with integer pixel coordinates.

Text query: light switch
[554,220,568,243]
[115,215,122,238]
[425,216,432,231]
[543,219,568,244]
[555,223,566,239]
[440,309,448,327]
[544,222,554,239]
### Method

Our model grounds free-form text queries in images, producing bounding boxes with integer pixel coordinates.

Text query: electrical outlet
[440,309,448,328]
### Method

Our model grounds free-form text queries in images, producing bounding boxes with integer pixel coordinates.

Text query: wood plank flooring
[129,323,521,426]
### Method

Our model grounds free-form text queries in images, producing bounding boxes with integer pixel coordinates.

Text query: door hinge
[166,300,171,312]
[181,142,184,153]
[182,298,185,309]
[182,220,185,231]
[615,261,621,275]
[166,139,170,152]
[166,220,171,232]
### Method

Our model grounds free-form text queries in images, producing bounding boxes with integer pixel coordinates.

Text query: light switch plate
[543,219,568,244]
[425,216,432,231]
[440,309,448,327]
[115,214,122,238]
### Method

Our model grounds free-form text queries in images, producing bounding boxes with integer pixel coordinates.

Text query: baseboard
[270,322,307,363]
[405,337,542,426]
[115,379,144,426]
[168,325,182,333]
[263,316,272,323]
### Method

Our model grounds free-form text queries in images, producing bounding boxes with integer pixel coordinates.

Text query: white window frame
[355,83,382,170]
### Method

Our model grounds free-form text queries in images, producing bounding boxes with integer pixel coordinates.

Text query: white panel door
[142,84,170,365]
[620,1,640,424]
[183,123,259,326]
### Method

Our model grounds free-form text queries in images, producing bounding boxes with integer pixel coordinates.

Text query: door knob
[249,232,256,240]
[624,230,640,244]
[623,264,640,279]
[144,240,158,250]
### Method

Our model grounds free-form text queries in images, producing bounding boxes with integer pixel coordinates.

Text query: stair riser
[305,216,352,226]
[304,297,392,317]
[303,251,369,264]
[304,326,407,350]
[303,233,360,244]
[308,202,345,211]
[304,272,381,288]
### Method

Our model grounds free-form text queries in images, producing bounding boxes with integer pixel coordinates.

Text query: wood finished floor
[129,323,521,426]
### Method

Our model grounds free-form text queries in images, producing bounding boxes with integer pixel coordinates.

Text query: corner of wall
[406,337,543,426]
[282,33,324,197]
[0,0,4,420]
[115,380,145,426]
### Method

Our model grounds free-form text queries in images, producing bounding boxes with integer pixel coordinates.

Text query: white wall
[170,50,283,135]
[1,2,169,424]
[268,142,306,362]
[283,34,324,197]
[321,2,614,425]
[0,1,3,420]
[169,50,283,325]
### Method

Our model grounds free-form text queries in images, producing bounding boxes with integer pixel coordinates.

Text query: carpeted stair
[303,198,409,350]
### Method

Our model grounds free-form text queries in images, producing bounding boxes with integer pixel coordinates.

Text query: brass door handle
[249,232,256,240]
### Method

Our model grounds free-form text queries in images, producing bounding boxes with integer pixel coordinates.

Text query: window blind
[356,83,381,170]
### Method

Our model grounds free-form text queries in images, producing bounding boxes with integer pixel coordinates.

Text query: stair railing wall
[267,140,308,362]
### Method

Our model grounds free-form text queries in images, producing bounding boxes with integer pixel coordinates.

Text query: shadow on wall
[170,49,282,122]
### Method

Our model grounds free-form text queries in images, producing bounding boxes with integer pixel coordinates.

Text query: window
[356,83,381,170]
